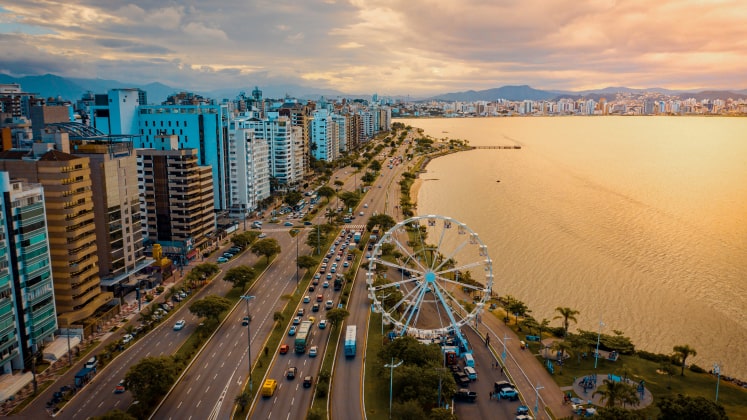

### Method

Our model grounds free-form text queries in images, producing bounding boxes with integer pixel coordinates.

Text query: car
[335,255,341,261]
[326,273,332,280]
[286,366,297,379]
[229,247,241,253]
[258,233,267,238]
[325,300,334,310]
[498,387,520,401]
[217,257,229,263]
[297,308,305,316]
[308,316,316,323]
[288,326,297,336]
[318,319,327,329]
[308,285,315,292]
[284,221,293,227]
[122,334,133,344]
[316,294,324,302]
[343,261,349,268]
[242,316,250,326]
[454,389,477,402]
[359,211,364,216]
[293,316,301,325]
[453,372,470,386]
[494,381,515,392]
[173,319,186,331]
[223,252,234,258]
[312,303,320,312]
[314,273,321,280]
[303,375,313,388]
[303,295,311,303]
[114,379,126,394]
[304,221,313,225]
[279,344,289,354]
[309,346,318,357]
[323,281,329,288]
[364,203,368,208]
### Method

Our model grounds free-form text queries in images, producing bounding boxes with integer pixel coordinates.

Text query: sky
[1,0,746,96]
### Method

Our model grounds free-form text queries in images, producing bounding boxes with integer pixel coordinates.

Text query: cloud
[1,0,746,95]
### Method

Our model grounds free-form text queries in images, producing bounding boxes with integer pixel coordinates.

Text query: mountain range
[2,73,746,104]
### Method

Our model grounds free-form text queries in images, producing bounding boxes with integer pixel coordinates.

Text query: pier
[473,145,522,149]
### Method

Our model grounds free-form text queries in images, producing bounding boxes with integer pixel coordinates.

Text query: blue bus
[294,199,306,211]
[344,325,357,357]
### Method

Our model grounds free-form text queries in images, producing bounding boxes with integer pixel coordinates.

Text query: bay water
[399,116,747,379]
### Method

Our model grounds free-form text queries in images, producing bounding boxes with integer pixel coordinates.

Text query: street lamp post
[502,333,511,362]
[534,383,545,414]
[377,293,391,335]
[714,363,721,402]
[594,319,605,369]
[241,295,256,392]
[295,231,299,285]
[384,358,403,419]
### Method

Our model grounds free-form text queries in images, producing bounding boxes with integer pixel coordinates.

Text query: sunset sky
[1,0,746,96]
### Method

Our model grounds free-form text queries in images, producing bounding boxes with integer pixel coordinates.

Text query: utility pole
[241,295,256,392]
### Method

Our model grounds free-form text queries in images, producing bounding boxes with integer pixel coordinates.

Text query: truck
[344,325,357,357]
[294,321,313,353]
[261,379,277,397]
[353,232,361,243]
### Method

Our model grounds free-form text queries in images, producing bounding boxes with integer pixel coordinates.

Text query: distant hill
[431,85,558,102]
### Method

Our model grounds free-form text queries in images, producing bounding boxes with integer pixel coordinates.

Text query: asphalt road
[154,228,308,420]
[330,139,412,419]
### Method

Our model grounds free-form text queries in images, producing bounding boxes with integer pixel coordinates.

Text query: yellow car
[308,316,316,323]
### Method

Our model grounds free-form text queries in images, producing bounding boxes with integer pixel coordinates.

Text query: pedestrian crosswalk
[344,224,366,231]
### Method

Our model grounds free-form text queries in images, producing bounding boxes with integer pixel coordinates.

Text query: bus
[344,325,357,357]
[294,199,306,211]
[295,321,313,353]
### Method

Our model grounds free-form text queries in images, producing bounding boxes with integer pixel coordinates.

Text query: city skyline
[1,1,747,96]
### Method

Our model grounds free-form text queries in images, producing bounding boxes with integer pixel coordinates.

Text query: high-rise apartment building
[137,138,216,264]
[0,172,57,373]
[72,139,149,295]
[226,122,270,218]
[242,112,301,187]
[310,109,337,162]
[0,143,112,327]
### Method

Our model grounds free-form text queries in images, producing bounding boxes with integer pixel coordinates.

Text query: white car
[122,334,134,344]
[258,233,267,238]
[173,319,186,331]
[309,346,318,357]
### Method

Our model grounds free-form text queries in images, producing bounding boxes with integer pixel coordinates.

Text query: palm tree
[673,344,697,376]
[593,379,624,407]
[553,307,580,338]
[537,318,550,341]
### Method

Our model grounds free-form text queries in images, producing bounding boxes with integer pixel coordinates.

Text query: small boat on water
[496,180,501,183]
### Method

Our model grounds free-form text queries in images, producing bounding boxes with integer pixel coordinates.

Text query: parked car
[284,221,293,227]
[498,387,519,401]
[173,319,186,331]
[122,334,134,344]
[258,233,267,238]
[454,389,477,402]
[217,257,229,263]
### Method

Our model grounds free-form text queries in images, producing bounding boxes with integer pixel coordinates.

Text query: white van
[463,353,475,367]
[85,356,98,369]
[464,366,477,380]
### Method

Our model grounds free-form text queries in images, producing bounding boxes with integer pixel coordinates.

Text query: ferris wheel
[367,215,493,344]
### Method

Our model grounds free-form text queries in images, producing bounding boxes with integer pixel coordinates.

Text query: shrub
[636,350,670,363]
[690,364,706,373]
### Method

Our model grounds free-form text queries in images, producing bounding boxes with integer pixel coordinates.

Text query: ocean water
[399,116,747,379]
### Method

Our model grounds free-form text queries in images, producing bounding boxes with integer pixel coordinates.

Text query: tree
[595,406,646,419]
[234,391,250,412]
[391,396,427,420]
[505,295,531,326]
[251,238,281,264]
[232,231,259,249]
[317,185,336,203]
[361,171,377,183]
[283,190,303,207]
[368,159,382,171]
[333,180,344,188]
[189,295,231,321]
[592,378,630,408]
[672,344,697,376]
[554,306,580,338]
[223,266,256,290]
[366,214,397,232]
[338,190,361,209]
[429,408,457,420]
[657,394,727,420]
[125,356,179,406]
[297,255,318,271]
[326,308,349,327]
[537,318,551,341]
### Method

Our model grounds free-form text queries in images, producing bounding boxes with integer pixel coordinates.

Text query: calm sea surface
[399,116,747,379]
